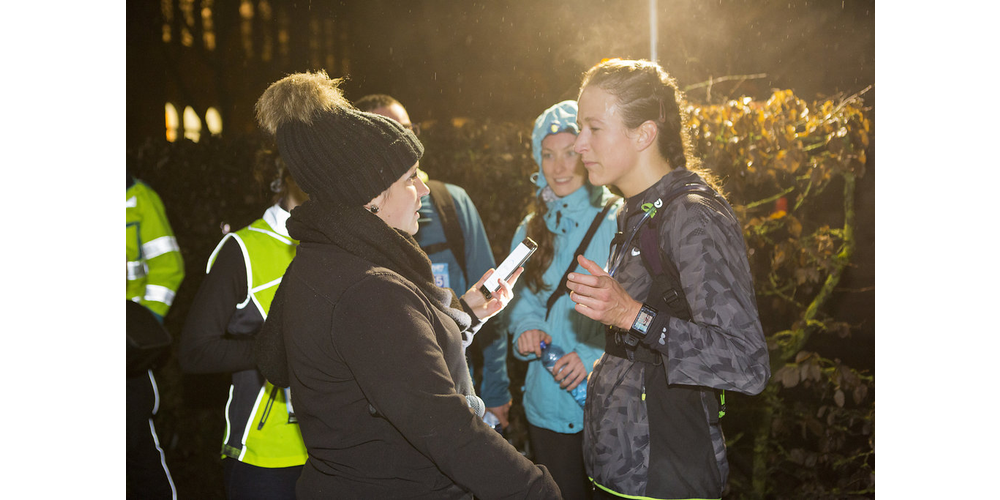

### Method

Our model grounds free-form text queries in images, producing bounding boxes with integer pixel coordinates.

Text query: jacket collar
[543,184,609,233]
[263,203,292,238]
[621,169,700,226]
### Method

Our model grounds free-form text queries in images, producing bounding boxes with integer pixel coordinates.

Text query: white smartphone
[480,237,537,299]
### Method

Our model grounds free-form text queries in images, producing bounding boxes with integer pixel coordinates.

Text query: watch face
[635,311,653,331]
[639,313,653,330]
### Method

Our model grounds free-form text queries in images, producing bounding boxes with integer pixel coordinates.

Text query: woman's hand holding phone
[462,266,524,322]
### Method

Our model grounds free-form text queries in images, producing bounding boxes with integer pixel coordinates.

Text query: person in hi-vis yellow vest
[180,154,308,500]
[127,175,185,320]
[126,172,184,500]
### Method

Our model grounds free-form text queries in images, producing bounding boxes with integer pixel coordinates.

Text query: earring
[367,205,379,214]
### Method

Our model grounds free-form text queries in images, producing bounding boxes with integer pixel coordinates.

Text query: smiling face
[369,163,429,235]
[574,85,644,196]
[540,131,587,197]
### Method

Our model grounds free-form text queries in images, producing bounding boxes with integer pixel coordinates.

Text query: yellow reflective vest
[126,177,185,319]
[207,205,307,467]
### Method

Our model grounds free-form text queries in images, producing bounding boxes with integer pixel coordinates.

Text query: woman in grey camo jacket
[565,59,771,500]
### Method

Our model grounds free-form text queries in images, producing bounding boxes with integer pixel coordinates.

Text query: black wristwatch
[622,303,657,348]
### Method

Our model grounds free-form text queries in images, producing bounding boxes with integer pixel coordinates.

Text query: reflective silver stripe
[127,260,147,280]
[144,284,176,306]
[248,226,294,246]
[250,277,283,319]
[143,236,180,260]
[284,388,296,422]
[240,387,268,462]
[144,370,178,499]
[126,196,137,208]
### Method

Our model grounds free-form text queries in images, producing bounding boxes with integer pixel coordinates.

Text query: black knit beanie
[275,109,423,206]
[256,71,423,206]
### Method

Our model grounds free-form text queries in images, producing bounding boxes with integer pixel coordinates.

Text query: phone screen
[480,237,537,298]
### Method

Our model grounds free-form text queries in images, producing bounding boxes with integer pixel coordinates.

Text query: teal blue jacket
[505,185,620,433]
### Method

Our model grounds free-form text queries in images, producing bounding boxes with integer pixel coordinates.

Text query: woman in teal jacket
[506,101,621,500]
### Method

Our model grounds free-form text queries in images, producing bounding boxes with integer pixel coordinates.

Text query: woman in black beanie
[252,71,561,499]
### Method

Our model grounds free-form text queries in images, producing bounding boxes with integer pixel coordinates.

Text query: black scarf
[287,198,472,331]
[255,198,474,388]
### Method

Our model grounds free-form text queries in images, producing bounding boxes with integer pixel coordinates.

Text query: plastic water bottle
[539,341,587,407]
[483,411,503,434]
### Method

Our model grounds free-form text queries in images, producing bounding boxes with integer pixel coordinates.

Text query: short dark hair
[355,94,401,113]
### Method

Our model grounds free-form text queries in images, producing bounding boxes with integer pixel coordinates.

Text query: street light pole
[650,0,658,63]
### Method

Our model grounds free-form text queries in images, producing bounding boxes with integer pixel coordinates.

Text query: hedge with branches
[130,88,873,499]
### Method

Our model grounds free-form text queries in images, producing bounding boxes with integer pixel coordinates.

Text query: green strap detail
[589,478,720,500]
[719,390,727,418]
[640,202,658,219]
[640,196,665,218]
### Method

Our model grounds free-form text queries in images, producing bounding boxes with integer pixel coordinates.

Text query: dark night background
[120,1,880,498]
[127,0,876,143]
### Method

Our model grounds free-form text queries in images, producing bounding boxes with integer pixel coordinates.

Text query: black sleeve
[179,238,256,374]
[254,278,290,388]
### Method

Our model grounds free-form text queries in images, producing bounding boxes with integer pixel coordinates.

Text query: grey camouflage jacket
[583,169,770,499]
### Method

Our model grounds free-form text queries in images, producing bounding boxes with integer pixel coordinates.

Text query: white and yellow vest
[207,205,307,467]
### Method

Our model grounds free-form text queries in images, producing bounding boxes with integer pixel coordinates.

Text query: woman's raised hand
[566,255,642,330]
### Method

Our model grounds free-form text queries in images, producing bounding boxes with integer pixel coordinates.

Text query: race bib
[432,263,450,288]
